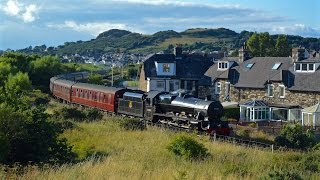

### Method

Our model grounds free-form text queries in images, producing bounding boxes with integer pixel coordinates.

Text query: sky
[0,0,319,50]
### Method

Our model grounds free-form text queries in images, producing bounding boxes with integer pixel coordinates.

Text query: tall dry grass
[2,118,320,179]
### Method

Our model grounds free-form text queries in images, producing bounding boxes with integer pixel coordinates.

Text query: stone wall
[199,80,320,107]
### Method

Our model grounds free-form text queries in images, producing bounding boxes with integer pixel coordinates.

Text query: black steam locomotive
[117,90,231,135]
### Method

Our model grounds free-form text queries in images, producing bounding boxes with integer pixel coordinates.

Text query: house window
[186,81,193,91]
[218,62,228,70]
[169,81,174,91]
[279,85,285,98]
[245,63,254,69]
[302,64,308,71]
[163,64,170,72]
[309,64,314,71]
[295,63,315,72]
[272,63,282,70]
[225,82,230,94]
[267,84,274,97]
[215,82,221,94]
[156,81,165,89]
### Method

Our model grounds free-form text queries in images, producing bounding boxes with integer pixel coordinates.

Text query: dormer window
[218,62,228,70]
[294,63,315,72]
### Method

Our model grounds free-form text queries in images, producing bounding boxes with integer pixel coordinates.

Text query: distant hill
[16,28,320,56]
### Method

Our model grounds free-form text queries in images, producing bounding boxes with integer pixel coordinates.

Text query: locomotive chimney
[174,44,182,59]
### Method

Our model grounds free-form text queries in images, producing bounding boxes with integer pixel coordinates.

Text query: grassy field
[3,116,319,180]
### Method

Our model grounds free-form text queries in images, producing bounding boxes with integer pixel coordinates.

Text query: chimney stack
[292,47,305,62]
[239,42,250,63]
[174,44,182,58]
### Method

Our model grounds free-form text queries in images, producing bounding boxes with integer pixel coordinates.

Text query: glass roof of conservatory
[241,100,268,107]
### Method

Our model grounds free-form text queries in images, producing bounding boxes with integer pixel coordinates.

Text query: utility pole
[111,58,114,87]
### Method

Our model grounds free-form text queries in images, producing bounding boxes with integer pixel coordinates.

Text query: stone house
[139,46,213,96]
[200,44,320,122]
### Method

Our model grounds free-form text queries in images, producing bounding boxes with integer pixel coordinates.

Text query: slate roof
[233,57,293,88]
[142,53,213,80]
[288,66,320,92]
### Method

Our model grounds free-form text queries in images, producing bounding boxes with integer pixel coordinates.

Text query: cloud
[270,24,320,37]
[1,0,39,23]
[99,0,242,9]
[47,21,130,36]
[2,0,20,16]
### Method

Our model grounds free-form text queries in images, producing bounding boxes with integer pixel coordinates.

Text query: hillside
[17,28,320,56]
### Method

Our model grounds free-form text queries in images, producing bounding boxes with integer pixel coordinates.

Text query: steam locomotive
[50,74,232,136]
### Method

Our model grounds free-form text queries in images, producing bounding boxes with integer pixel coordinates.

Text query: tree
[88,73,104,85]
[275,35,291,57]
[247,32,260,57]
[259,32,271,57]
[4,72,32,109]
[0,62,14,87]
[0,52,34,72]
[30,56,62,92]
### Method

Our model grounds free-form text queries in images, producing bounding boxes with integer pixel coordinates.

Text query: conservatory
[240,100,270,122]
[302,103,320,128]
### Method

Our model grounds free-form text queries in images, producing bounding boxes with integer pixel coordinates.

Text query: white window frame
[218,62,228,70]
[215,82,221,94]
[267,84,274,97]
[294,63,315,72]
[279,85,285,98]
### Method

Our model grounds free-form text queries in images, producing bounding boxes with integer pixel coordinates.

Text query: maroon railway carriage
[71,83,128,113]
[52,79,75,102]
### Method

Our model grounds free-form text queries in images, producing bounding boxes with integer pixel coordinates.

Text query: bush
[167,135,209,160]
[275,124,315,150]
[85,108,103,121]
[0,105,76,165]
[118,118,145,131]
[261,169,302,180]
[55,107,86,121]
[223,107,240,121]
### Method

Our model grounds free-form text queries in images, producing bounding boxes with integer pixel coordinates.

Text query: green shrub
[53,119,75,130]
[118,118,145,131]
[55,107,86,121]
[167,135,209,160]
[223,107,240,120]
[275,124,315,149]
[85,108,103,121]
[261,169,302,180]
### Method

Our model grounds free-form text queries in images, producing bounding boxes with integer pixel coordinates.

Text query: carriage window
[89,91,92,100]
[108,94,111,104]
[104,95,106,103]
